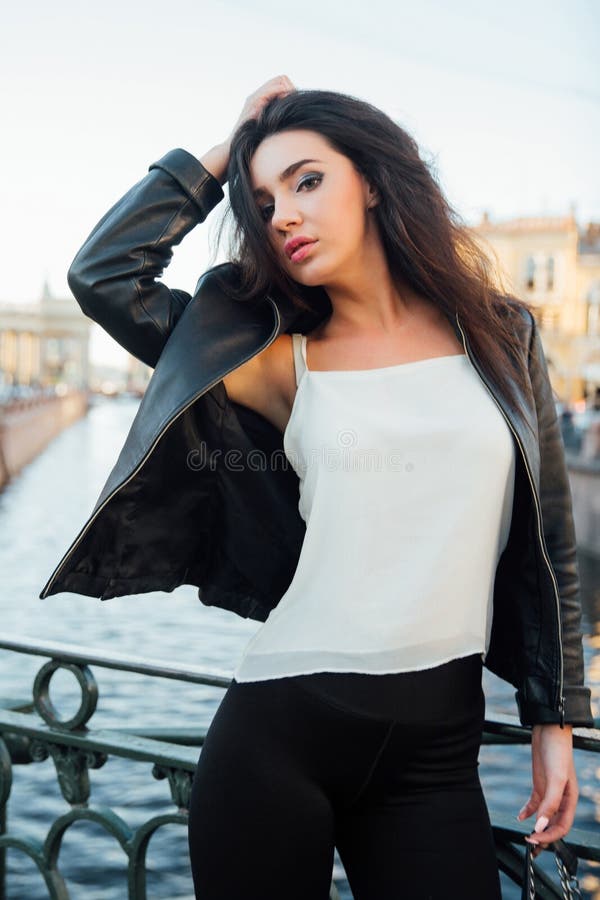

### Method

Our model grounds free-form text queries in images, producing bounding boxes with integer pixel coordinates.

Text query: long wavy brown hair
[211,88,538,415]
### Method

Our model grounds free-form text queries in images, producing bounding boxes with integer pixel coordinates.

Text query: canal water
[0,397,598,899]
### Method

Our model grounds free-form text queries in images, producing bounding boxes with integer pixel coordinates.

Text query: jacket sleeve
[67,148,225,368]
[526,310,594,727]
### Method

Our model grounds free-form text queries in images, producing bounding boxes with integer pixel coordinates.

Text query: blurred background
[0,1,598,897]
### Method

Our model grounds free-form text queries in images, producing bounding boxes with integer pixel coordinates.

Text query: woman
[42,76,594,898]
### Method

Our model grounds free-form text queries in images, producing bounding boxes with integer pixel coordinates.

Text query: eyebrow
[252,159,324,198]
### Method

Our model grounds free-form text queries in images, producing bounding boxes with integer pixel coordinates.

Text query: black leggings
[187,653,502,899]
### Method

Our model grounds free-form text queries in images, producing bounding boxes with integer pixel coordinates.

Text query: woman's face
[248,128,378,287]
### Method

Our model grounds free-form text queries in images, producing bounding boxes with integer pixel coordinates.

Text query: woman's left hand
[516,723,578,858]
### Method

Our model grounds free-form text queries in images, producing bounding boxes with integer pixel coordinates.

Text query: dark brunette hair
[211,88,538,413]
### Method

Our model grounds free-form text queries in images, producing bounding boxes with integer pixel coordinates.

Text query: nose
[271,197,302,233]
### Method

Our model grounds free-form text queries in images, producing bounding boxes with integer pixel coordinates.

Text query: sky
[1,0,598,366]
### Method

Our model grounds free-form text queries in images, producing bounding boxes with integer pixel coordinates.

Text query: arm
[67,147,225,368]
[524,311,593,726]
[67,76,297,368]
[515,312,593,851]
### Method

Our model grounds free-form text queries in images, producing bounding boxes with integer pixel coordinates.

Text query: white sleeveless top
[233,332,516,682]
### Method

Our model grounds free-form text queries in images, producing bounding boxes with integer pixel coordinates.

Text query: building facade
[0,281,91,390]
[473,212,600,406]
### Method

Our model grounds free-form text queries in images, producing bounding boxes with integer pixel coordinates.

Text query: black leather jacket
[39,148,594,729]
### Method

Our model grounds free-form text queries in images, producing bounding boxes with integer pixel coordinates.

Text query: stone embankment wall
[0,391,89,488]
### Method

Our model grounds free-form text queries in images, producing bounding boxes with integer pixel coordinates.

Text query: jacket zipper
[454,313,565,726]
[40,298,283,600]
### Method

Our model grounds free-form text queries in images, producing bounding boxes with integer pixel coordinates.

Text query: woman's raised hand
[227,75,296,145]
[201,75,297,186]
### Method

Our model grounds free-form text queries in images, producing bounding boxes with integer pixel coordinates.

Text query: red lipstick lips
[284,235,317,261]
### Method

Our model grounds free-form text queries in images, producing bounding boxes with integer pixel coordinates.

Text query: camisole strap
[301,334,309,370]
[291,333,307,387]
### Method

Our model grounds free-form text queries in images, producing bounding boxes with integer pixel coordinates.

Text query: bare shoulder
[221,333,296,434]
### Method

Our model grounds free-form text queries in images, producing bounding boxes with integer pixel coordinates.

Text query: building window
[546,256,555,291]
[525,256,535,290]
[541,307,559,331]
[587,282,600,336]
[588,304,600,337]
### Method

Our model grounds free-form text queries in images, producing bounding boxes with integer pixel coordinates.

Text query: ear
[365,181,380,210]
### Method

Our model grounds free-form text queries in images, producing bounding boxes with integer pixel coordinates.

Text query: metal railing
[0,636,598,899]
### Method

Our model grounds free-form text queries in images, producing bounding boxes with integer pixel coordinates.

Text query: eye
[259,172,324,222]
[259,204,274,222]
[299,173,323,191]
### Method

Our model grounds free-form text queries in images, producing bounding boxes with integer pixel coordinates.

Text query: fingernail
[534,815,549,833]
[525,836,539,845]
[517,805,527,818]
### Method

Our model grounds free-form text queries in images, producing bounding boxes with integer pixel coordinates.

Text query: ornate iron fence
[0,636,598,899]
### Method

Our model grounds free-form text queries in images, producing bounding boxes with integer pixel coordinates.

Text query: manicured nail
[534,816,549,833]
[525,836,539,845]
